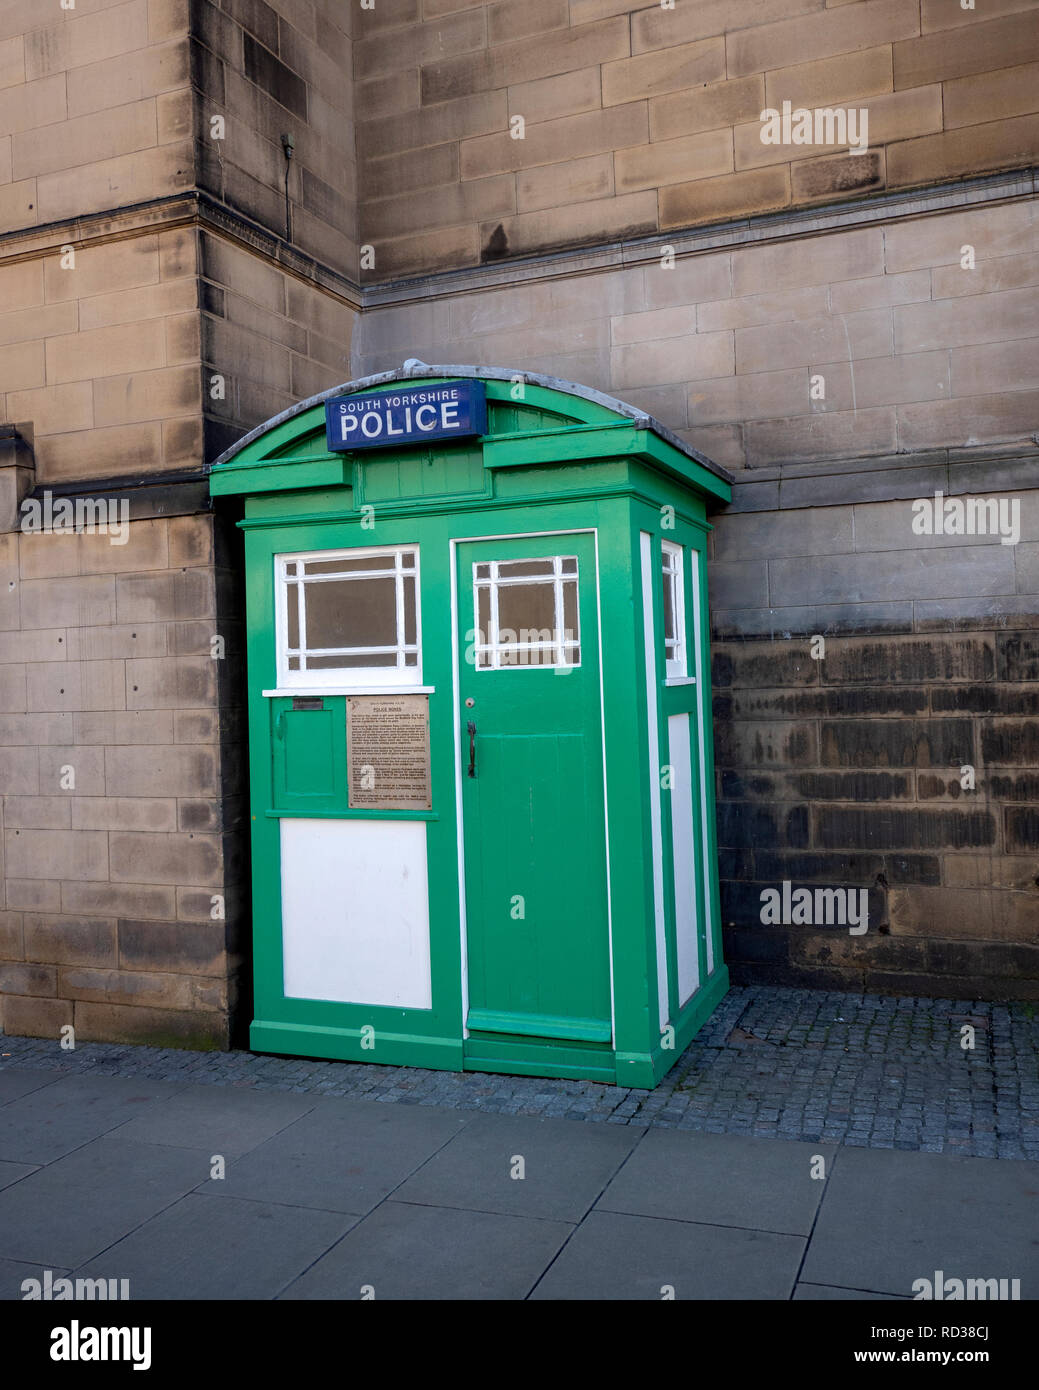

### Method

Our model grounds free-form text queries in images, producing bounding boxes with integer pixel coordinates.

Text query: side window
[472,557,580,669]
[277,546,420,687]
[661,541,686,679]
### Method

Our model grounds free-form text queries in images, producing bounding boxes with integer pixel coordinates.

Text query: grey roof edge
[210,362,735,488]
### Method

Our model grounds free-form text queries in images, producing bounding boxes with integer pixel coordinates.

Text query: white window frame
[471,555,581,671]
[275,544,422,690]
[661,540,686,679]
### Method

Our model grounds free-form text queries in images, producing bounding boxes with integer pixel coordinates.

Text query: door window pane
[562,581,578,651]
[497,581,556,637]
[472,556,581,670]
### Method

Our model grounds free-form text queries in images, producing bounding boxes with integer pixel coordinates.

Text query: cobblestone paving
[2,986,1037,1159]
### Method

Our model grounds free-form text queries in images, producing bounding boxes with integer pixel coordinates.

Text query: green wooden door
[457,533,612,1044]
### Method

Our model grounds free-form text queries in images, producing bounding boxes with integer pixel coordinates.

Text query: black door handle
[467,721,476,778]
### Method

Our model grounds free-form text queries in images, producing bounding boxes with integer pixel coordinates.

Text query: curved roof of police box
[210,361,735,487]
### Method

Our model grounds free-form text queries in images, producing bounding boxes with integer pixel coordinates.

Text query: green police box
[209,364,733,1089]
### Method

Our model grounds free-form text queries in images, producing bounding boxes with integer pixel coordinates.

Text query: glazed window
[472,557,580,669]
[661,541,686,678]
[277,547,420,686]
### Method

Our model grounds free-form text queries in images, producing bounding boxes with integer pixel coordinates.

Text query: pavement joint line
[523,1120,654,1299]
[271,1104,483,1299]
[788,1140,848,1300]
[62,1164,218,1277]
[383,1196,582,1227]
[583,1204,814,1240]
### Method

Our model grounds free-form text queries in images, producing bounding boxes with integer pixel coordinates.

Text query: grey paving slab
[0,1073,185,1165]
[0,1160,37,1194]
[0,1069,60,1105]
[596,1128,835,1236]
[531,1210,805,1300]
[0,1259,71,1302]
[793,1282,906,1300]
[802,1146,1039,1298]
[112,1082,318,1156]
[75,1193,354,1300]
[0,1137,205,1267]
[392,1111,645,1221]
[199,1095,471,1214]
[281,1199,573,1300]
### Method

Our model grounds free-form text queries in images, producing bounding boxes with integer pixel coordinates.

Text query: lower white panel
[280,818,432,1009]
[668,713,700,1006]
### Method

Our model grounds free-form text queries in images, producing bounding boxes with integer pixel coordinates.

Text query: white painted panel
[281,818,432,1009]
[668,712,700,1006]
[690,552,715,976]
[640,531,669,1031]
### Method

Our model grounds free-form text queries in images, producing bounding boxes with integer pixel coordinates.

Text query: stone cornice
[0,169,1035,313]
[0,190,362,310]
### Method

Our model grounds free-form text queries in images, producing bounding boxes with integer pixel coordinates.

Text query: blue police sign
[325,380,487,452]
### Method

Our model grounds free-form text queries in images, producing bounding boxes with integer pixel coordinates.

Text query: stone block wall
[0,0,194,232]
[192,0,358,278]
[198,232,356,456]
[0,230,203,485]
[710,509,1039,999]
[356,196,1039,475]
[354,0,1039,277]
[0,510,247,1045]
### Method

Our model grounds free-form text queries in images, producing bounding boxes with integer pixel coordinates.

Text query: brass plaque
[347,694,432,810]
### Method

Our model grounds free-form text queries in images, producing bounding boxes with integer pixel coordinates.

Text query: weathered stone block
[72,1000,228,1048]
[821,717,975,768]
[1,994,72,1037]
[58,965,225,1011]
[23,914,118,967]
[5,828,109,881]
[117,917,228,976]
[716,718,819,770]
[0,962,55,996]
[981,719,1039,766]
[717,800,811,850]
[815,806,997,851]
[997,633,1039,683]
[60,881,177,920]
[109,830,222,886]
[1005,806,1039,852]
[6,881,61,913]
